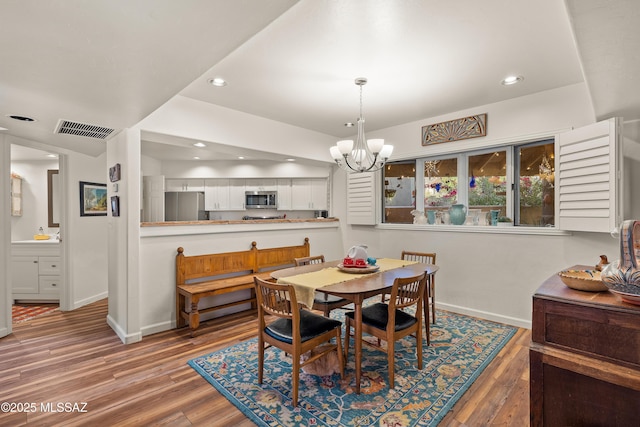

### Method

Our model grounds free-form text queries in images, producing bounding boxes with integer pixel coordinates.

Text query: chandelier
[329,78,393,173]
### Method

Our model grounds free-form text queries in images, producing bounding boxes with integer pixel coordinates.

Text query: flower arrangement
[425,177,458,206]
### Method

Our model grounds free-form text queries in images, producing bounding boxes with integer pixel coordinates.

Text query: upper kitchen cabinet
[205,179,246,211]
[245,179,277,192]
[165,178,205,192]
[291,178,328,210]
[276,179,292,210]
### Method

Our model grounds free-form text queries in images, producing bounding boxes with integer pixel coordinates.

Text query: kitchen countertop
[12,239,60,244]
[140,217,338,227]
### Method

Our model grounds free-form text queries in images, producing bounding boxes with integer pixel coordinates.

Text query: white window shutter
[347,173,377,225]
[557,118,623,233]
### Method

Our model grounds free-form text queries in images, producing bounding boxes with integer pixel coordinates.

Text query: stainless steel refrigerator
[164,192,207,221]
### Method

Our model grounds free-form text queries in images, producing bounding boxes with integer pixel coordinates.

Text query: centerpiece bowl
[558,269,608,292]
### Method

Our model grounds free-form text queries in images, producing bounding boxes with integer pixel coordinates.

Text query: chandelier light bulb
[379,145,394,159]
[367,138,384,154]
[337,139,354,155]
[329,146,343,160]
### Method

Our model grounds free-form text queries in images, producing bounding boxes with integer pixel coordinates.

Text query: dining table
[270,258,439,394]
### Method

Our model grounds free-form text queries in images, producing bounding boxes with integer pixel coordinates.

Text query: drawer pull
[33,260,38,263]
[51,283,57,287]
[51,265,57,268]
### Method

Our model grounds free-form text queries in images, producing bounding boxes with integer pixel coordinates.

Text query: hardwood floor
[0,299,531,426]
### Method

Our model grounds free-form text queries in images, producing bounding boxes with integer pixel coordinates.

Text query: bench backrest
[255,238,310,272]
[176,237,310,286]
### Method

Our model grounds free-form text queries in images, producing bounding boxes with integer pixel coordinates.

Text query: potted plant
[497,216,513,227]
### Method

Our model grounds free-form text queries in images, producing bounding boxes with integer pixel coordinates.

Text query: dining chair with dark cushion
[343,272,427,389]
[294,255,351,316]
[254,276,344,407]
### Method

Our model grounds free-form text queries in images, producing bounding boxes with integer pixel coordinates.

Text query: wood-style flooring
[0,299,530,426]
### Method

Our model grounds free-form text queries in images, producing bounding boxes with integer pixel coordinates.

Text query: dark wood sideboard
[531,266,640,426]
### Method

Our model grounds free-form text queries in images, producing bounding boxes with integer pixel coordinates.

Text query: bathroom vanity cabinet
[11,241,61,302]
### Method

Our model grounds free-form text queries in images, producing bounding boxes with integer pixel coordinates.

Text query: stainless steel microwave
[245,191,277,209]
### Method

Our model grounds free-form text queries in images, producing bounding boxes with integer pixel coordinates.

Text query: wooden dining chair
[294,255,350,316]
[401,251,437,325]
[254,276,344,407]
[344,272,427,389]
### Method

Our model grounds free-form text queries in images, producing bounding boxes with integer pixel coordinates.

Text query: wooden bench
[176,237,310,336]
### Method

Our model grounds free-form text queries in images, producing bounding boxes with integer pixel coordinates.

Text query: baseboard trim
[72,292,108,310]
[436,302,531,330]
[141,320,174,337]
[106,314,142,344]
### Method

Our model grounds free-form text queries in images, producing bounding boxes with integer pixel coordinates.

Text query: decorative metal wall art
[422,113,487,145]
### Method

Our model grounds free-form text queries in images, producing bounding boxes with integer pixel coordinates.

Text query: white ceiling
[2,0,639,161]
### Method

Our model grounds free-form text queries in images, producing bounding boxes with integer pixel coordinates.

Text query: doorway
[8,144,67,328]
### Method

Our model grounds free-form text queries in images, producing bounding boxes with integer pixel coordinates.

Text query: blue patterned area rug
[188,308,516,427]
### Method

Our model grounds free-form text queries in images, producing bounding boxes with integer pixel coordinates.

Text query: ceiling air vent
[54,119,115,140]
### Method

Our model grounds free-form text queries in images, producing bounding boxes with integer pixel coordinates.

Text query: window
[383,139,555,226]
[383,162,416,224]
[515,140,555,226]
[468,151,507,224]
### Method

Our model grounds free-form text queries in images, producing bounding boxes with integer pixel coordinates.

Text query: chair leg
[387,339,395,389]
[336,329,345,378]
[416,322,423,370]
[258,334,264,384]
[430,279,436,324]
[423,291,430,346]
[292,351,300,407]
[343,317,351,362]
[324,306,330,317]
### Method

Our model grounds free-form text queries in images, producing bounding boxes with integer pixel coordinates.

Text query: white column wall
[0,137,11,338]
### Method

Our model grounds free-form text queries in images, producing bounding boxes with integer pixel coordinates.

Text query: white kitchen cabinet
[11,243,61,301]
[142,175,165,222]
[276,179,292,210]
[205,179,246,211]
[245,179,276,192]
[291,178,328,210]
[165,178,205,192]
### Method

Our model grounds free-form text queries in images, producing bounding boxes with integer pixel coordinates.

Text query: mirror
[48,169,60,227]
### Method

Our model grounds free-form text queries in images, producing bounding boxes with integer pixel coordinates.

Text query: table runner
[277,258,418,308]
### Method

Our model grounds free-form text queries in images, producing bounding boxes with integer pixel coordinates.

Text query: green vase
[449,204,467,225]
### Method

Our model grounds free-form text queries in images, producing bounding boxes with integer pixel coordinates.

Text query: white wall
[139,226,343,336]
[106,129,142,344]
[334,83,628,328]
[160,159,331,179]
[0,137,12,338]
[138,95,337,163]
[65,151,109,309]
[10,158,59,241]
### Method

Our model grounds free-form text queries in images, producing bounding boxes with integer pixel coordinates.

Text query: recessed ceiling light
[6,114,36,122]
[238,156,245,160]
[207,77,227,87]
[501,75,524,86]
[193,156,200,160]
[46,154,57,158]
[345,122,355,127]
[193,142,206,148]
[286,158,295,162]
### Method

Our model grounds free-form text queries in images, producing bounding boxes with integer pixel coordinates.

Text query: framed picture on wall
[79,181,108,216]
[109,163,121,182]
[111,195,120,217]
